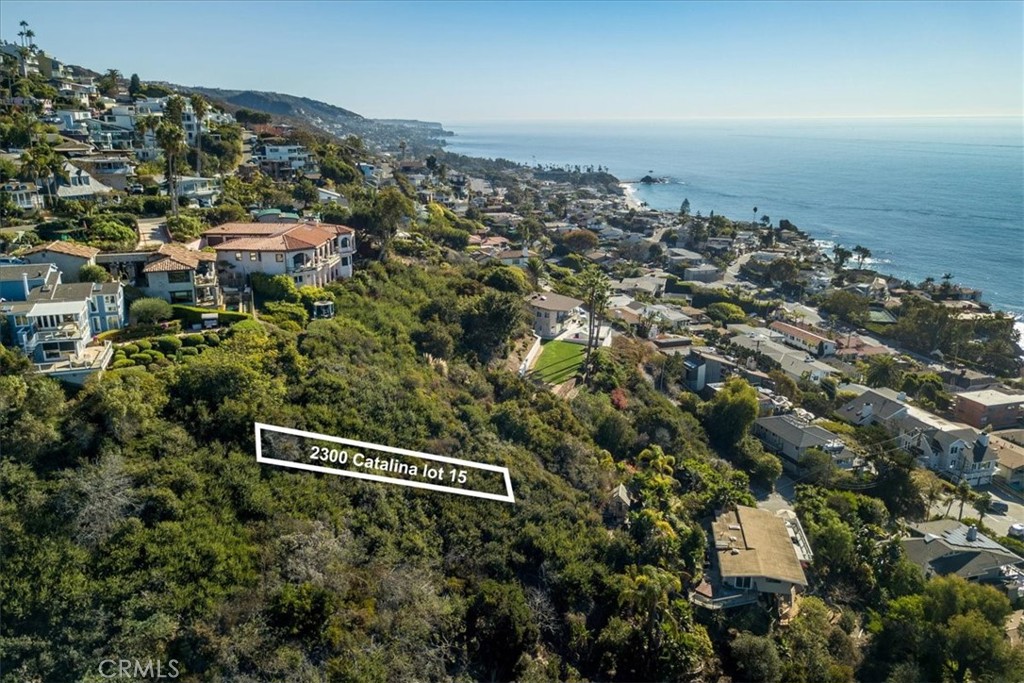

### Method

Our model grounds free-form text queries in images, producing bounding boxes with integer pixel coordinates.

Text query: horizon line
[440,113,1024,125]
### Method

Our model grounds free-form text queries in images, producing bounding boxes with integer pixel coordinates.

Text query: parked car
[128,183,145,195]
[1009,523,1024,539]
[990,500,1010,514]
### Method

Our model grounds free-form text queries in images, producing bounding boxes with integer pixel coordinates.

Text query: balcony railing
[35,324,90,343]
[287,254,340,274]
[34,341,112,374]
[194,273,218,286]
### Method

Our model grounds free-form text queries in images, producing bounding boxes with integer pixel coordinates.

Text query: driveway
[137,217,170,249]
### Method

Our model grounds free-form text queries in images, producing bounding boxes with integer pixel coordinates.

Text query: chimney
[978,432,990,448]
[967,525,978,542]
[22,273,29,299]
[897,392,907,402]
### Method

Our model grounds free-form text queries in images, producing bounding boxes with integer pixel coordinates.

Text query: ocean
[445,118,1023,317]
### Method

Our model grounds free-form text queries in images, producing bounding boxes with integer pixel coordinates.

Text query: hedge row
[171,304,251,327]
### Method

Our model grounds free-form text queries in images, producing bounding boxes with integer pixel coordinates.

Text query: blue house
[0,263,62,302]
[1,279,124,384]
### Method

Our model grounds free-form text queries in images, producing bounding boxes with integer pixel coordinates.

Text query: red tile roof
[24,240,100,259]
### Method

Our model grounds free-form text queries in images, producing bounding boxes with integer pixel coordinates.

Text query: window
[341,237,350,249]
[234,252,242,261]
[250,253,258,261]
[168,271,190,283]
[89,299,97,312]
[341,257,349,266]
[276,254,284,262]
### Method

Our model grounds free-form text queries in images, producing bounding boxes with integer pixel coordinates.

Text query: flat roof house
[527,292,583,339]
[691,506,811,617]
[954,390,1024,431]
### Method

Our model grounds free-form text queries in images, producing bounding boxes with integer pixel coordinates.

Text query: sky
[2,1,1021,122]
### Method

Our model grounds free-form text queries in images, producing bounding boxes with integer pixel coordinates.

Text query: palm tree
[832,245,852,271]
[578,267,610,386]
[956,480,972,521]
[864,354,902,389]
[189,94,209,176]
[156,122,186,217]
[24,29,35,51]
[973,492,992,526]
[525,256,544,289]
[853,245,872,270]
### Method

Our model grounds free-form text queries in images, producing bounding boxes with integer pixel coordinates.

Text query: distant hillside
[184,87,364,122]
[173,85,450,155]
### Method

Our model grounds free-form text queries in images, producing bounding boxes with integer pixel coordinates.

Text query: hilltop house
[202,221,356,288]
[691,506,811,615]
[0,278,123,384]
[22,241,100,282]
[526,292,583,339]
[139,244,221,306]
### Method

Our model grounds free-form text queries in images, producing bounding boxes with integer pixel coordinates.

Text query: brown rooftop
[24,240,100,259]
[712,506,808,587]
[527,292,583,312]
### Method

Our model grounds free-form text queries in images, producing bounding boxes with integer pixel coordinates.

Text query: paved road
[137,217,169,249]
[929,484,1024,537]
[723,252,754,285]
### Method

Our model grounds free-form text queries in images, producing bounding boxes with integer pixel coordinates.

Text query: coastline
[619,182,643,210]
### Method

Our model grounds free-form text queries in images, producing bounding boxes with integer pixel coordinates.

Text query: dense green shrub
[156,336,182,354]
[120,343,140,356]
[130,298,173,324]
[182,334,205,347]
[110,358,136,369]
[135,340,152,351]
[202,332,220,346]
[166,214,206,242]
[178,346,199,357]
[130,352,153,364]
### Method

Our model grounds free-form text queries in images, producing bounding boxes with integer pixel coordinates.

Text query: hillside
[176,85,451,154]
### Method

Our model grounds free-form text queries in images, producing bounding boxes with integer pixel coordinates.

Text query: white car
[1008,524,1024,540]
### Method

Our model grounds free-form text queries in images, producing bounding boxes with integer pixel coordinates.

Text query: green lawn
[533,340,586,384]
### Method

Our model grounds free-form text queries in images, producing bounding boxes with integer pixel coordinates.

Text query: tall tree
[679,198,690,216]
[853,244,872,269]
[955,480,972,521]
[371,186,414,261]
[189,94,209,176]
[832,245,853,271]
[155,121,186,217]
[128,73,142,96]
[577,266,610,385]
